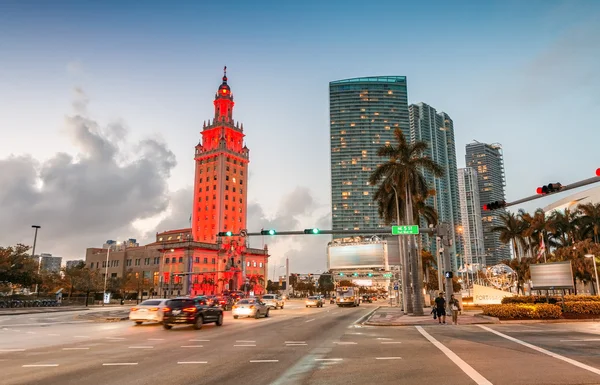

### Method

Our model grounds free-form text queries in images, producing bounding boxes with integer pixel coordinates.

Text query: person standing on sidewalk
[449,294,461,325]
[434,292,446,324]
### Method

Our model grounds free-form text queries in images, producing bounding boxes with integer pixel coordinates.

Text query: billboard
[530,261,574,290]
[473,284,514,305]
[328,243,385,269]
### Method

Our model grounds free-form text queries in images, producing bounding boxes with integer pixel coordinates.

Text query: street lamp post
[31,225,41,295]
[585,254,600,296]
[103,241,120,306]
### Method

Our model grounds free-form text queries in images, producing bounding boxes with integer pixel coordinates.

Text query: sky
[1,0,599,277]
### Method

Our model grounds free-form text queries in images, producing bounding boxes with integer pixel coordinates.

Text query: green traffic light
[353,273,358,277]
[312,228,320,234]
[368,273,373,277]
[339,272,344,276]
[268,229,276,235]
[226,231,232,236]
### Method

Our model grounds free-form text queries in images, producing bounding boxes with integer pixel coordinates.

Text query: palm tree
[369,128,444,315]
[492,211,527,260]
[524,209,555,261]
[548,208,580,247]
[579,202,600,243]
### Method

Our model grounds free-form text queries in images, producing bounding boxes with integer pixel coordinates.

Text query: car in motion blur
[261,294,284,309]
[162,297,224,330]
[129,299,169,325]
[232,298,270,319]
[305,295,324,308]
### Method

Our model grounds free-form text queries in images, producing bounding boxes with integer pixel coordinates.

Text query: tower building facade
[192,67,249,244]
[458,167,486,266]
[329,76,410,235]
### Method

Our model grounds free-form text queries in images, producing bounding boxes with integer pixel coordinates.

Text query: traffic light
[596,168,600,177]
[536,183,562,195]
[304,228,321,234]
[260,229,276,235]
[368,272,373,277]
[483,201,506,211]
[339,272,344,276]
[353,272,358,277]
[445,271,453,279]
[217,231,233,237]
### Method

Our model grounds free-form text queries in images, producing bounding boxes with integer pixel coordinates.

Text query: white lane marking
[479,325,600,376]
[63,348,90,351]
[375,357,403,360]
[189,339,210,342]
[178,361,208,364]
[236,340,255,343]
[22,364,59,367]
[148,338,164,341]
[181,345,204,348]
[250,360,279,363]
[285,341,306,344]
[1,349,25,352]
[334,342,357,345]
[305,319,316,323]
[286,343,308,346]
[381,342,402,344]
[560,338,600,342]
[103,363,138,366]
[315,358,343,361]
[377,337,393,340]
[417,326,492,385]
[234,344,256,347]
[128,346,154,349]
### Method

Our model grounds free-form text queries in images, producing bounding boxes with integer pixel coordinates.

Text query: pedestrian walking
[449,294,461,325]
[434,292,446,324]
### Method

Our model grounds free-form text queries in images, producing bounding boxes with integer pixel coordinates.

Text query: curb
[356,306,381,326]
[0,307,91,316]
[364,320,496,326]
[498,318,600,324]
[474,313,500,323]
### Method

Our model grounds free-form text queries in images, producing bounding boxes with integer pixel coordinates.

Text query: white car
[232,298,270,319]
[261,294,284,309]
[129,299,169,325]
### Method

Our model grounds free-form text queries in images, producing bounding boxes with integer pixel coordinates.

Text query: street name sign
[391,225,419,235]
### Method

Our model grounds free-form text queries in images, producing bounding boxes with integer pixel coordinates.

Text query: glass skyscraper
[408,103,461,269]
[465,141,511,265]
[329,76,410,234]
[458,167,486,266]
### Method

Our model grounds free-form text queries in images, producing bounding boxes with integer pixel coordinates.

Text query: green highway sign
[391,225,419,235]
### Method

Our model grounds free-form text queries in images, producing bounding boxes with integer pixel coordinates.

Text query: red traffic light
[483,204,489,211]
[596,168,600,177]
[536,187,544,194]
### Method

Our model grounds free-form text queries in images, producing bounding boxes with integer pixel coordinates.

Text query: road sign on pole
[391,225,419,235]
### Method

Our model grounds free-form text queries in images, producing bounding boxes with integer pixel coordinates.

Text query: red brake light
[249,305,255,309]
[149,307,159,311]
[183,307,196,313]
[130,307,138,311]
[163,307,170,312]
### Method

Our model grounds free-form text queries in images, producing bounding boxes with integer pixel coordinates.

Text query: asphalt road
[2,302,600,385]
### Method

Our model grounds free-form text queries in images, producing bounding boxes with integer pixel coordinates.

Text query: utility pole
[285,257,290,297]
[31,225,41,295]
[438,223,454,306]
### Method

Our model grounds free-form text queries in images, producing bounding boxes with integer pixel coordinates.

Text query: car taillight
[232,305,238,309]
[131,307,138,311]
[219,300,226,304]
[183,307,196,313]
[149,307,159,311]
[163,307,170,312]
[249,305,255,309]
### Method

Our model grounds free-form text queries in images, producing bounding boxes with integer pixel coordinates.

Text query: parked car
[129,299,169,325]
[261,294,284,309]
[232,298,270,319]
[162,297,223,330]
[305,296,324,308]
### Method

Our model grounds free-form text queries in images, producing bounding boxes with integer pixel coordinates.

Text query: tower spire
[223,65,227,84]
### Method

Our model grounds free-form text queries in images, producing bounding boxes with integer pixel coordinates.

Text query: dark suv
[163,297,224,330]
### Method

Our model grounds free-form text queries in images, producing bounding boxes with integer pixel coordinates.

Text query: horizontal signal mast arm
[218,228,436,237]
[506,175,600,208]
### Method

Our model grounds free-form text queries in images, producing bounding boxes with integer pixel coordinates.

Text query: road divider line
[189,339,210,342]
[1,349,25,352]
[22,364,58,367]
[285,341,306,344]
[375,357,402,360]
[560,338,600,342]
[63,348,90,351]
[305,318,316,323]
[103,363,138,366]
[234,344,256,347]
[286,343,308,346]
[128,346,154,349]
[479,325,600,376]
[178,361,208,364]
[250,360,279,363]
[377,338,393,340]
[181,345,204,348]
[417,326,492,385]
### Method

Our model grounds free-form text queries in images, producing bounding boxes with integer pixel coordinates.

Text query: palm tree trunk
[406,187,425,316]
[401,235,413,314]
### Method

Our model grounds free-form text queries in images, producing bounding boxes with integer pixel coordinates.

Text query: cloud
[0,88,177,258]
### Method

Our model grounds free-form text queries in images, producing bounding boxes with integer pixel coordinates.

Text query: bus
[336,287,360,307]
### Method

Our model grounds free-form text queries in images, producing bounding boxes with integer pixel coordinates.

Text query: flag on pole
[537,237,546,260]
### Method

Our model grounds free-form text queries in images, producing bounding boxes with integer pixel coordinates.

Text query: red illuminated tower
[192,67,249,243]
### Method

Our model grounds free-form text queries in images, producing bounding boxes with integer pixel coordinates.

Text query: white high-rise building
[458,167,486,266]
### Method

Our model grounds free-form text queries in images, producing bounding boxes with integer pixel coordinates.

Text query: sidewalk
[0,305,124,316]
[364,306,497,326]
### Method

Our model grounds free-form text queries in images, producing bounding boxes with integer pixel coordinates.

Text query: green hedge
[482,304,562,319]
